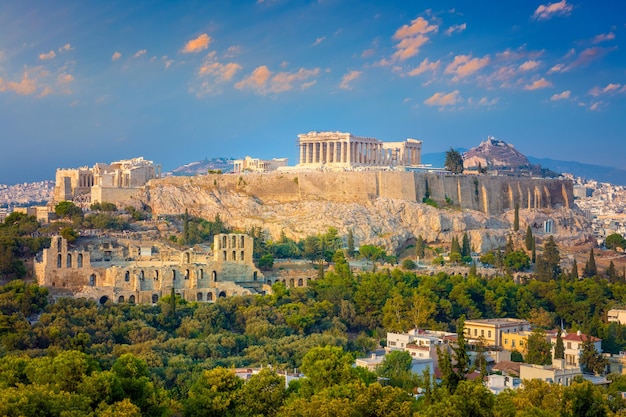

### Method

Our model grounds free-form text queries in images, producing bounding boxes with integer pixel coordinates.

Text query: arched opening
[212,271,217,282]
[253,271,257,281]
[240,236,245,247]
[289,279,294,287]
[124,271,130,282]
[118,296,125,303]
[173,270,176,280]
[185,252,190,263]
[140,270,144,280]
[241,251,245,261]
[298,278,303,286]
[154,270,159,280]
[57,254,62,268]
[197,292,203,301]
[307,278,311,285]
[232,235,236,247]
[129,295,135,303]
[232,250,236,261]
[152,294,158,303]
[222,236,227,248]
[185,269,190,280]
[57,237,62,250]
[77,253,83,268]
[218,291,227,298]
[99,296,109,305]
[66,253,72,268]
[223,251,227,261]
[89,274,96,286]
[207,292,213,301]
[200,269,204,279]
[266,279,272,285]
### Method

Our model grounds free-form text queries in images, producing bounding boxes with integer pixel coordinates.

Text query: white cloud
[39,50,56,60]
[391,16,438,61]
[182,33,212,53]
[235,66,319,94]
[519,60,540,71]
[445,54,490,81]
[524,78,552,90]
[112,52,122,61]
[550,90,571,100]
[133,49,147,58]
[532,0,573,20]
[407,58,440,76]
[445,23,466,36]
[59,43,72,52]
[339,70,361,89]
[312,37,326,46]
[592,32,615,44]
[424,90,460,107]
[589,83,622,96]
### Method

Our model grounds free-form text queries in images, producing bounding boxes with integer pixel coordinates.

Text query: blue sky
[1,0,625,184]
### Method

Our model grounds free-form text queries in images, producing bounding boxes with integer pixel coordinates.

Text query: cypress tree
[531,239,536,264]
[513,203,520,232]
[583,248,597,278]
[416,235,426,259]
[570,258,579,280]
[461,233,471,258]
[554,327,565,360]
[505,235,514,256]
[525,225,534,251]
[347,229,355,258]
[451,236,461,255]
[607,260,617,282]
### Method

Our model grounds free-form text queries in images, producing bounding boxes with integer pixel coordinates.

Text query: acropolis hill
[141,171,585,253]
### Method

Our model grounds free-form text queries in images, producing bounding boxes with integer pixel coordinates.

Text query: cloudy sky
[1,0,624,183]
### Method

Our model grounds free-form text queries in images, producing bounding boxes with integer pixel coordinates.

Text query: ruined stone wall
[91,186,142,205]
[145,171,573,216]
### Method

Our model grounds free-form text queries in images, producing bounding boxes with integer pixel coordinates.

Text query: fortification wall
[146,172,572,215]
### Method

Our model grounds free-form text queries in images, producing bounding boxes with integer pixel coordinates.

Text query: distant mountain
[463,137,530,170]
[527,157,626,186]
[168,158,235,176]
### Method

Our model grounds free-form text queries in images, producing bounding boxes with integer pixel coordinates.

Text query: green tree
[461,233,471,258]
[503,250,530,271]
[554,327,565,360]
[347,229,355,258]
[570,258,579,280]
[450,237,461,256]
[438,318,470,394]
[513,203,520,231]
[583,248,597,278]
[445,148,464,174]
[526,328,552,365]
[525,225,534,251]
[579,335,608,375]
[184,367,243,417]
[535,236,560,281]
[60,226,79,243]
[605,233,626,250]
[300,346,356,390]
[237,368,286,417]
[258,253,274,271]
[606,260,617,282]
[416,235,426,259]
[55,201,83,219]
[377,350,415,389]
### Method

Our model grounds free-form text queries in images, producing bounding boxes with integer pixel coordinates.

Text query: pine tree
[169,287,176,318]
[461,233,471,258]
[607,260,617,282]
[554,327,565,360]
[525,225,534,251]
[505,235,514,256]
[183,209,190,244]
[513,203,519,232]
[583,248,597,278]
[531,239,536,264]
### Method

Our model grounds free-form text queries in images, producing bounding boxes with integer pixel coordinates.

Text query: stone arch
[298,278,303,287]
[200,269,204,279]
[240,236,245,247]
[223,251,227,261]
[129,295,135,303]
[197,292,203,301]
[124,271,130,282]
[253,271,257,281]
[152,294,158,303]
[222,235,227,248]
[57,254,62,268]
[139,270,144,280]
[89,274,96,286]
[307,277,311,285]
[173,270,177,280]
[77,253,83,268]
[185,269,190,280]
[207,292,213,301]
[154,270,159,280]
[66,253,72,268]
[289,278,295,287]
[212,271,217,282]
[118,295,125,303]
[232,250,236,261]
[57,237,62,250]
[231,235,237,247]
[99,296,109,305]
[218,291,227,298]
[241,251,245,261]
[185,252,190,263]
[267,279,272,285]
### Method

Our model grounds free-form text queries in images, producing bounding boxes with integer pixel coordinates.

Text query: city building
[519,360,582,387]
[608,309,626,325]
[464,318,531,347]
[232,156,288,174]
[549,330,602,368]
[296,131,422,169]
[34,233,264,304]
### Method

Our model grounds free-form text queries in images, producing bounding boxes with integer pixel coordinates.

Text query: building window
[152,294,158,303]
[488,330,492,338]
[57,254,62,268]
[129,295,135,303]
[481,329,484,337]
[474,329,477,336]
[77,254,83,268]
[125,271,130,282]
[66,254,72,268]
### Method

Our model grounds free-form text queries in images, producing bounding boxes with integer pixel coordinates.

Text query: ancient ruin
[34,233,265,304]
[296,131,422,169]
[53,156,161,206]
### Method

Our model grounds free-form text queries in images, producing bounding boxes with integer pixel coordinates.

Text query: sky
[1,0,625,184]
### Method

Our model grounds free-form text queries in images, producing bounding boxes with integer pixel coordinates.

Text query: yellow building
[502,331,532,355]
[464,318,531,347]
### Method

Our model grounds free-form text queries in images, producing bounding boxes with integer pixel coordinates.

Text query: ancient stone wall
[145,171,573,216]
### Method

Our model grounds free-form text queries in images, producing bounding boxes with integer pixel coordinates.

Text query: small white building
[519,360,581,387]
[608,309,626,326]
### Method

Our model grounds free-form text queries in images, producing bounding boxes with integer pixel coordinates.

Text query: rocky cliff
[464,137,530,170]
[140,171,584,253]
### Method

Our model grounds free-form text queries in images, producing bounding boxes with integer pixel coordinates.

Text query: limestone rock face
[141,174,587,254]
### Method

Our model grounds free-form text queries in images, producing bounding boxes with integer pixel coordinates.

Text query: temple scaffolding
[296,131,422,169]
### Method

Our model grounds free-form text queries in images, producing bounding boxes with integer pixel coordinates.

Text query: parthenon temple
[296,131,422,169]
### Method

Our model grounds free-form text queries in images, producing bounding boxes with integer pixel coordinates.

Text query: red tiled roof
[561,333,601,343]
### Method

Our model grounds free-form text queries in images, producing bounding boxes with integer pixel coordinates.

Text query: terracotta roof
[561,333,601,343]
[492,361,521,377]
